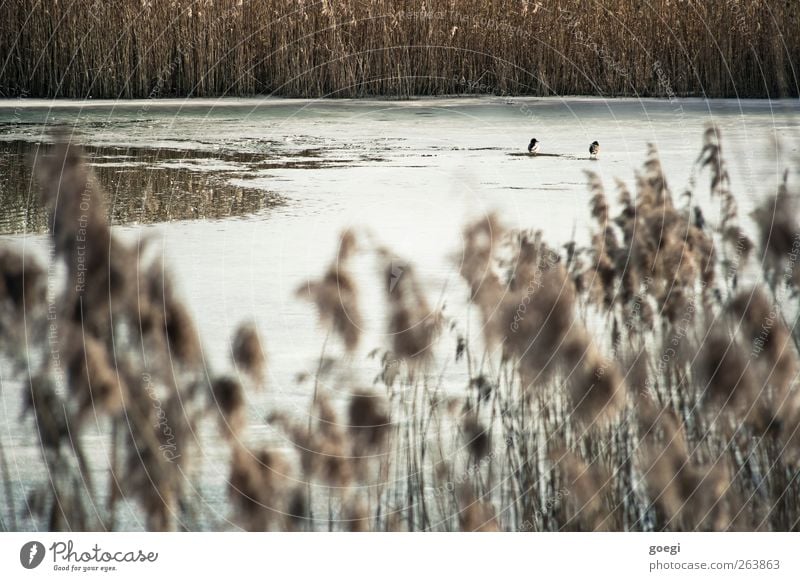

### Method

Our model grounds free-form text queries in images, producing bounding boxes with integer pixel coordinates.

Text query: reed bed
[3,127,800,531]
[1,0,798,99]
[0,141,280,234]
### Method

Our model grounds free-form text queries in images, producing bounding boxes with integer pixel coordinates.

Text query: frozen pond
[1,97,799,529]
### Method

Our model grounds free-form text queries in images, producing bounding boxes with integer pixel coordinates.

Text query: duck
[527,138,540,155]
[693,206,706,231]
[589,141,600,159]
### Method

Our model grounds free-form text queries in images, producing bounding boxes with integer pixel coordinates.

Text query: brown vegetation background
[1,0,798,99]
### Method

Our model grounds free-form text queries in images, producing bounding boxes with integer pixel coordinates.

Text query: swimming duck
[693,206,706,231]
[589,141,600,158]
[528,138,540,155]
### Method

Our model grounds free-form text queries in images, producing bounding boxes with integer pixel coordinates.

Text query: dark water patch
[251,158,356,170]
[0,141,284,234]
[451,146,505,151]
[506,152,577,158]
[427,145,504,152]
[296,148,323,157]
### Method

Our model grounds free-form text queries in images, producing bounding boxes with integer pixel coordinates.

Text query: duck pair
[528,139,600,159]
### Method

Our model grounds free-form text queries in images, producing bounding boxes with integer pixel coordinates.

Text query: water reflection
[0,141,283,234]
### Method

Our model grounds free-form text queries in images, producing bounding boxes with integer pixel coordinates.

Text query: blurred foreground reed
[3,127,800,531]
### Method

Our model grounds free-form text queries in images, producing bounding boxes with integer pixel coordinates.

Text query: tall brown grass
[4,127,800,531]
[1,0,798,99]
